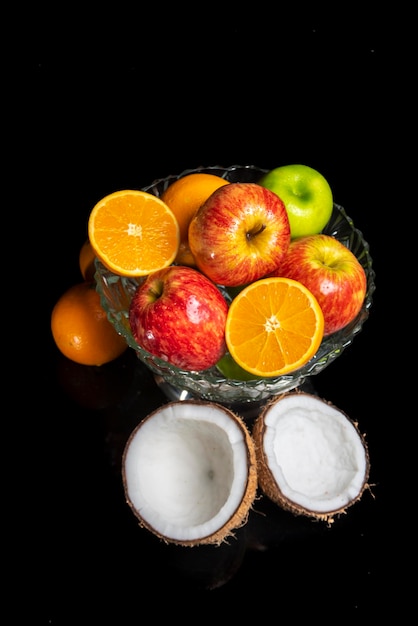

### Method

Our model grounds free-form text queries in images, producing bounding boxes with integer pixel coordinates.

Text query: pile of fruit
[51,164,368,378]
[50,165,373,546]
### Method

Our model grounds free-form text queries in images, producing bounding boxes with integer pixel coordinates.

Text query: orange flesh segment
[225,277,324,377]
[88,190,180,277]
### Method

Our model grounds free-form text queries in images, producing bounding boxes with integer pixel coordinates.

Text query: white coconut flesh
[122,401,257,545]
[254,393,370,519]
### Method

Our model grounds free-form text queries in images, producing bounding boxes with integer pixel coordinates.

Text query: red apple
[271,234,367,335]
[129,265,228,371]
[188,182,291,286]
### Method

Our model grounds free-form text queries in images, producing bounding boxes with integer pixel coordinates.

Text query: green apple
[216,353,262,381]
[258,164,333,238]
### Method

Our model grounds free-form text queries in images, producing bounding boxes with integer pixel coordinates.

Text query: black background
[16,5,409,622]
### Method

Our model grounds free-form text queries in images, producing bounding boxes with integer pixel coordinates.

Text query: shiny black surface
[21,8,407,622]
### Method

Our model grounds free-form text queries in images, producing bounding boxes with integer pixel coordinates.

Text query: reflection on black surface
[52,348,378,595]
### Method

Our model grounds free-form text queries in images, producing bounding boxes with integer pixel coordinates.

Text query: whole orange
[161,172,230,265]
[51,281,127,366]
[79,239,96,281]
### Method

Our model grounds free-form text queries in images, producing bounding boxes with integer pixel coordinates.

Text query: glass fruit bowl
[95,164,375,407]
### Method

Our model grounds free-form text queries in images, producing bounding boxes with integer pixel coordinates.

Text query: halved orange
[161,172,230,265]
[225,277,324,377]
[88,190,180,277]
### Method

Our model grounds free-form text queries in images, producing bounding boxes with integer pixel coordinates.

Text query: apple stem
[149,280,164,300]
[247,223,266,240]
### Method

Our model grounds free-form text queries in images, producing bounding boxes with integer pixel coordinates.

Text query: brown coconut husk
[252,391,371,524]
[122,400,258,547]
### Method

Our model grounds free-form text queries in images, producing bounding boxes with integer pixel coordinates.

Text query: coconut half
[252,392,370,523]
[122,401,257,546]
